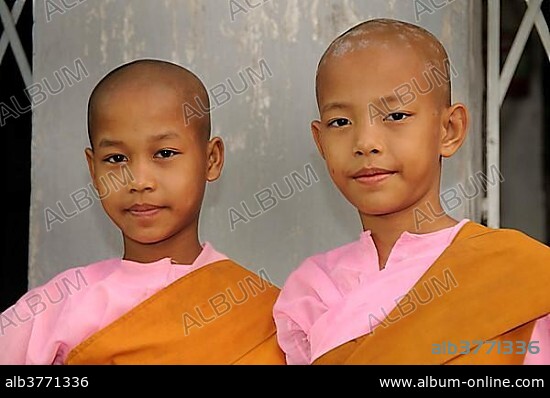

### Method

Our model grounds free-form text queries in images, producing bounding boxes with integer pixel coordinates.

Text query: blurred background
[1,0,548,311]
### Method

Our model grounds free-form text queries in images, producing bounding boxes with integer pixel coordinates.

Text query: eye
[103,154,127,164]
[328,118,352,128]
[154,149,180,159]
[383,112,411,122]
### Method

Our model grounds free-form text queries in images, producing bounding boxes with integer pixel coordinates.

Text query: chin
[133,238,164,246]
[126,233,168,246]
[357,203,404,217]
[360,209,396,217]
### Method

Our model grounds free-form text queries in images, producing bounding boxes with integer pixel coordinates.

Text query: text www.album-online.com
[379,376,545,388]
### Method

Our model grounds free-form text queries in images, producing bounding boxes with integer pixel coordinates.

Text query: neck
[122,222,203,265]
[360,195,458,270]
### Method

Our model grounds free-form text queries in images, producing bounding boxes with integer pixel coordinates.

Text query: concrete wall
[30,0,483,287]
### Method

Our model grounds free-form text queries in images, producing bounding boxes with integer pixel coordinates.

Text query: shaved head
[316,18,452,108]
[87,59,211,147]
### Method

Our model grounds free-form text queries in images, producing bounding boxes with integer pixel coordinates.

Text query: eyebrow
[377,94,402,107]
[97,138,124,148]
[321,102,352,114]
[97,132,180,148]
[148,132,180,142]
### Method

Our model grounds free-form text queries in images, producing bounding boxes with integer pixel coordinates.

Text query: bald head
[316,18,452,108]
[87,59,211,147]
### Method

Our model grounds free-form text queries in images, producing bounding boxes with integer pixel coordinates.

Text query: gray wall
[30,0,483,288]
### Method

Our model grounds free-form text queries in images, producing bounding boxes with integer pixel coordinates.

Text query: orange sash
[314,222,550,365]
[66,260,285,364]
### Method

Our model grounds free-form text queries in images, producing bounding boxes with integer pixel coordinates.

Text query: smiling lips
[352,167,397,185]
[127,204,165,217]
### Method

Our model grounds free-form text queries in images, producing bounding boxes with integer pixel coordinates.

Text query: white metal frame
[0,0,31,86]
[486,0,550,227]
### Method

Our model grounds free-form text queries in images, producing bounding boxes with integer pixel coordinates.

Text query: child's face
[86,82,221,246]
[312,42,449,218]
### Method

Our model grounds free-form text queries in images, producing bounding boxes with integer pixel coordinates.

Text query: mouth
[126,204,166,217]
[351,167,397,185]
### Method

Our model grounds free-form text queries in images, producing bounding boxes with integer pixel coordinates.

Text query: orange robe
[66,260,285,364]
[313,222,550,365]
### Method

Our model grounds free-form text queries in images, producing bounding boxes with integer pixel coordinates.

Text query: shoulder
[1,258,119,335]
[461,222,550,252]
[203,242,278,288]
[198,242,229,265]
[219,259,276,287]
[454,223,550,270]
[46,258,120,287]
[15,258,120,307]
[276,240,361,312]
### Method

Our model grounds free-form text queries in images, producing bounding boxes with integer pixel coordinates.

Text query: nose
[127,160,156,193]
[352,121,384,157]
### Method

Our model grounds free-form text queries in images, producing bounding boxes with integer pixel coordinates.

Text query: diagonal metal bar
[0,0,24,63]
[534,11,550,60]
[487,0,549,228]
[0,0,31,86]
[499,0,543,105]
[525,0,550,61]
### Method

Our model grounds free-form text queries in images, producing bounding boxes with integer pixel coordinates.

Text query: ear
[85,148,97,187]
[440,103,469,158]
[206,136,224,182]
[311,120,326,160]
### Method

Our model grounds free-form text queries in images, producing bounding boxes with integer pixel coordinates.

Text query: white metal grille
[0,0,31,86]
[486,0,550,227]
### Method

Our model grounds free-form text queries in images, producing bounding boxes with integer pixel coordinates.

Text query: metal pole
[487,0,500,228]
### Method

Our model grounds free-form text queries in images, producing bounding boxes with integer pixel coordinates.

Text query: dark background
[1,0,31,312]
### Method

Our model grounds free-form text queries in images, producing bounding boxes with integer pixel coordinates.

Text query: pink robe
[0,242,227,364]
[273,220,550,365]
